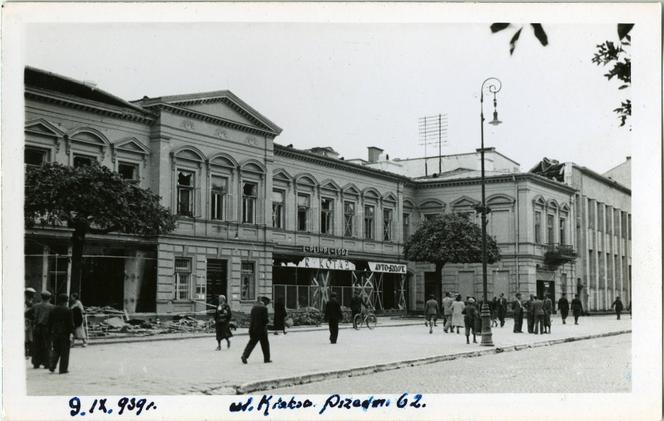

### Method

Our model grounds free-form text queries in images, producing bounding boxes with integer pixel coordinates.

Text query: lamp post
[479,77,502,347]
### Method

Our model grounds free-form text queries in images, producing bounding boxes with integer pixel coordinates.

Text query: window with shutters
[240,261,256,301]
[174,258,192,300]
[383,208,393,241]
[177,170,195,216]
[242,182,257,224]
[364,205,375,239]
[272,189,285,228]
[321,198,334,234]
[210,175,227,220]
[297,193,310,232]
[344,201,355,237]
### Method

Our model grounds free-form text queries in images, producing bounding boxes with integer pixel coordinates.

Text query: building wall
[567,165,631,311]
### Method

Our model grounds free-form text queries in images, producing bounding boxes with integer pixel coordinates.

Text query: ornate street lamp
[478,77,502,347]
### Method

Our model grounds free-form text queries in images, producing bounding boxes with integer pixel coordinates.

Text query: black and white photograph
[2,2,661,420]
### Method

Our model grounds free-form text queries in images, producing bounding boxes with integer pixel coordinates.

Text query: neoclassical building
[24,66,630,315]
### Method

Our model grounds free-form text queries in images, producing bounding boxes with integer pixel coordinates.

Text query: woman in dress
[69,293,87,347]
[273,297,287,335]
[450,294,466,334]
[214,295,233,350]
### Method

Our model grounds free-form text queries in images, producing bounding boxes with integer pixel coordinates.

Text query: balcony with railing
[543,243,577,267]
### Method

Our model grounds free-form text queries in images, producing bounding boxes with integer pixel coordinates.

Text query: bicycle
[353,309,377,330]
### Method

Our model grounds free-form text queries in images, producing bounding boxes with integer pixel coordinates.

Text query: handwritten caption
[68,397,157,417]
[229,393,425,416]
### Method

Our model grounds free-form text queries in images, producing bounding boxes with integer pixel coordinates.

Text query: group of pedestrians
[25,289,85,374]
[238,291,346,364]
[420,289,626,345]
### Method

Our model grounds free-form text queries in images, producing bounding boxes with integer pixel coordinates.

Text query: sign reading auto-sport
[302,245,349,257]
[369,262,408,273]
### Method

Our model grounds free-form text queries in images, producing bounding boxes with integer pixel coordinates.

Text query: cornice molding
[416,173,577,194]
[25,88,155,124]
[275,145,412,185]
[144,103,278,137]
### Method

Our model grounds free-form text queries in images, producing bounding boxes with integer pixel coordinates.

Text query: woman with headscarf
[450,294,465,334]
[69,293,87,347]
[214,295,233,350]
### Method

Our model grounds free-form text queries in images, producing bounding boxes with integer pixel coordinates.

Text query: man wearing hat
[324,292,343,344]
[241,296,271,364]
[24,288,36,359]
[49,293,75,374]
[31,290,54,369]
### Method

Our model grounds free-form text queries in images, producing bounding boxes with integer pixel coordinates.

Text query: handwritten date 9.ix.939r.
[68,397,157,416]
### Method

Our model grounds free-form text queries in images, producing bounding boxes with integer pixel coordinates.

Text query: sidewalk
[26,315,631,396]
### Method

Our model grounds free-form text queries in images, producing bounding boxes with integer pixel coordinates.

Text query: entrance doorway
[206,259,228,306]
[536,280,555,310]
[424,271,441,303]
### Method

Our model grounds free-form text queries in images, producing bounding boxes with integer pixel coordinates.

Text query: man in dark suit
[512,293,524,333]
[350,291,363,329]
[532,296,545,335]
[571,294,583,325]
[31,290,54,369]
[49,293,75,374]
[497,293,508,327]
[524,295,535,334]
[241,296,271,364]
[325,292,343,344]
[558,293,570,324]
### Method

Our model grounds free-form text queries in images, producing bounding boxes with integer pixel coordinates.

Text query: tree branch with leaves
[25,162,176,297]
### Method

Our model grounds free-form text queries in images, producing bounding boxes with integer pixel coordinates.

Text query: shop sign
[298,257,355,271]
[369,262,408,273]
[302,245,348,257]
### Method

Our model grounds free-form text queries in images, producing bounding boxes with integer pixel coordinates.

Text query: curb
[84,321,424,346]
[210,329,631,395]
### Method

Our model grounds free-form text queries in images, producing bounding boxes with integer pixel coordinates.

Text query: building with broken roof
[24,66,630,316]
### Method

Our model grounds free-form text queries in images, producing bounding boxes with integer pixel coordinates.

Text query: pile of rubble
[86,313,220,338]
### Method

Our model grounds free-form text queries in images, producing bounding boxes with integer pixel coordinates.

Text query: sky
[25,22,631,173]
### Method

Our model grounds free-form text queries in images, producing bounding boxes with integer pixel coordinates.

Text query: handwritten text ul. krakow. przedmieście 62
[229,393,426,416]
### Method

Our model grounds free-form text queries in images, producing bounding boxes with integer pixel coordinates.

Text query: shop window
[344,201,355,237]
[547,214,554,244]
[402,213,410,240]
[210,175,227,221]
[177,170,195,216]
[174,258,191,300]
[364,205,375,240]
[272,189,285,228]
[297,193,310,231]
[559,217,566,245]
[383,208,393,241]
[321,198,334,234]
[534,211,542,244]
[240,261,256,301]
[25,147,49,169]
[73,154,95,168]
[118,161,139,182]
[242,182,257,224]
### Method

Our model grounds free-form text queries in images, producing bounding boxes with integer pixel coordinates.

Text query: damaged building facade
[24,66,631,315]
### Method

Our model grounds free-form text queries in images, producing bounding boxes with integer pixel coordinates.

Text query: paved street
[26,315,630,395]
[270,333,631,394]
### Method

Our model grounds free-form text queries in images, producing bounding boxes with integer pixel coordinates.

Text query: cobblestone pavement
[26,315,630,395]
[270,333,631,394]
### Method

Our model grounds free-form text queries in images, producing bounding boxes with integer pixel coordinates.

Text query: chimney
[367,146,384,163]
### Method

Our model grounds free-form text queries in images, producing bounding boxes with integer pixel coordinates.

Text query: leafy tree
[25,162,176,296]
[403,213,500,296]
[592,24,632,127]
[491,22,632,127]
